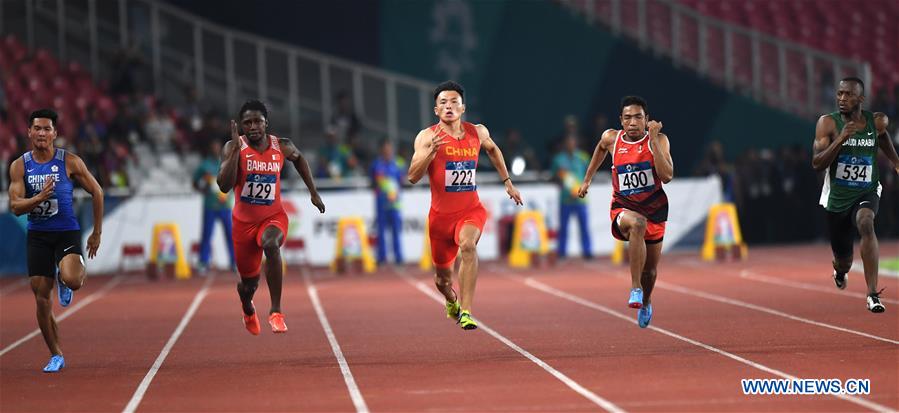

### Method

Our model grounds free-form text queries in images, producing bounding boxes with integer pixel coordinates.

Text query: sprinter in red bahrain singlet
[407,81,522,330]
[218,100,325,336]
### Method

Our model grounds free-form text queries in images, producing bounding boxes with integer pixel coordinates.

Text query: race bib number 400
[29,198,59,220]
[240,173,277,205]
[445,160,477,192]
[616,161,656,196]
[835,155,872,188]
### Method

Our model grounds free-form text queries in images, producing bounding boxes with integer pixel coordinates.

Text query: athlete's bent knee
[856,215,875,238]
[459,239,477,258]
[631,217,647,235]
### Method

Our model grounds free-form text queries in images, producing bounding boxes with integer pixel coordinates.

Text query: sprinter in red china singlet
[217,100,325,335]
[578,96,673,328]
[408,81,523,330]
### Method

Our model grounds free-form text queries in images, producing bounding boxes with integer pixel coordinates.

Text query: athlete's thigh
[58,254,85,281]
[643,241,664,272]
[260,225,284,248]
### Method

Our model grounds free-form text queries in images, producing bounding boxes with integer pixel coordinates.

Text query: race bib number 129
[240,174,277,205]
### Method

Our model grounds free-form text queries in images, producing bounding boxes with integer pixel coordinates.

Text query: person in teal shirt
[370,139,405,264]
[193,139,235,273]
[552,135,593,258]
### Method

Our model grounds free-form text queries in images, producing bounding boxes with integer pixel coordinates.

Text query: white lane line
[122,275,215,413]
[524,277,895,413]
[738,270,899,305]
[655,280,899,345]
[0,276,123,357]
[395,271,626,413]
[0,278,30,296]
[304,272,369,413]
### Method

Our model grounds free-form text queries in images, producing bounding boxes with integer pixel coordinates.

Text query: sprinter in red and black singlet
[408,81,523,330]
[578,96,674,328]
[217,100,325,336]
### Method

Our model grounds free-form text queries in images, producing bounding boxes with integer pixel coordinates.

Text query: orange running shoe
[242,302,261,336]
[269,312,288,333]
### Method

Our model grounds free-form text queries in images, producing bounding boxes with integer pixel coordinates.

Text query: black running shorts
[27,230,83,277]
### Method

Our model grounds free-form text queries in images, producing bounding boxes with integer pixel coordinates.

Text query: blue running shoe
[57,272,73,308]
[43,355,65,373]
[628,288,643,309]
[638,304,653,328]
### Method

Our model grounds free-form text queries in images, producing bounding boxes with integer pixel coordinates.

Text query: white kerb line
[524,277,895,413]
[394,270,626,413]
[655,280,899,345]
[0,276,124,357]
[122,275,215,413]
[303,271,369,413]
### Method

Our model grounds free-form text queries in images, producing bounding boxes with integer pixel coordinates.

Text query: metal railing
[562,0,870,117]
[1,0,436,144]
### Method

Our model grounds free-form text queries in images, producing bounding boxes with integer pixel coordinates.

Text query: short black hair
[28,109,58,129]
[433,81,464,102]
[239,99,269,119]
[620,96,648,114]
[840,77,865,96]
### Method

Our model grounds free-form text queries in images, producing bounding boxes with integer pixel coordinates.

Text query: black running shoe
[833,270,847,290]
[866,290,885,313]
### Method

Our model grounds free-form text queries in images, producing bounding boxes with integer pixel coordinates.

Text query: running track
[1,242,897,412]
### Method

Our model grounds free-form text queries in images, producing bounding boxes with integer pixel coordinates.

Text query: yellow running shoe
[457,311,478,330]
[445,300,461,319]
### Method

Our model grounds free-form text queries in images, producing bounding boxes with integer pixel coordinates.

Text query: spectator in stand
[177,86,206,133]
[315,127,355,180]
[144,105,176,153]
[109,43,144,96]
[331,91,361,143]
[694,140,735,202]
[502,128,540,174]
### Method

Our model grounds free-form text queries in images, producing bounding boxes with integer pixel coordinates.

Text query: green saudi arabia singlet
[819,110,881,212]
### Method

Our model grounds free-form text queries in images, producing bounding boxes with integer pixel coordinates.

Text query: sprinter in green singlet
[813,77,899,313]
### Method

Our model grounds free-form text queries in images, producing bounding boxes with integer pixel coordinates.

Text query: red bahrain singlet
[233,135,285,223]
[610,130,669,222]
[426,122,482,214]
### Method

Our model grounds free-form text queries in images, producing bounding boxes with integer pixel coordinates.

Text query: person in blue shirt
[551,135,593,259]
[370,139,405,264]
[192,139,235,273]
[7,109,105,372]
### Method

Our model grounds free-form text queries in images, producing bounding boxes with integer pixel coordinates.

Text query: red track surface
[1,242,897,412]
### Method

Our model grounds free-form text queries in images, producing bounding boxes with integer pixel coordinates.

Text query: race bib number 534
[240,174,276,205]
[835,155,872,188]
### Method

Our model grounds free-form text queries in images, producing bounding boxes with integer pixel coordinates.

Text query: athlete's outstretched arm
[7,158,55,216]
[812,115,853,171]
[874,112,899,174]
[407,127,446,184]
[68,153,104,258]
[217,120,241,193]
[648,121,674,183]
[578,129,615,198]
[280,138,325,213]
[477,124,522,205]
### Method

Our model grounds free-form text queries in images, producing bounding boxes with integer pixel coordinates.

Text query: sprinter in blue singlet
[7,109,105,372]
